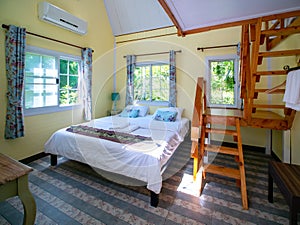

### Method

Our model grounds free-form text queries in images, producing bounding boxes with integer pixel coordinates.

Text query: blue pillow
[120,109,140,118]
[154,110,178,122]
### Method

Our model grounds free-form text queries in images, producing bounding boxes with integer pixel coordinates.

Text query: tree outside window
[59,59,79,105]
[210,59,235,105]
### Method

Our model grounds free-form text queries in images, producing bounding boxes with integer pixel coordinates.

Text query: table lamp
[111,92,120,111]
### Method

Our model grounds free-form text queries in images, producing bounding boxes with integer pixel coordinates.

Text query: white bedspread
[44,115,189,194]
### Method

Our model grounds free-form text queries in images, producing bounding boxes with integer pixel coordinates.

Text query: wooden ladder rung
[255,89,285,94]
[205,144,239,156]
[252,104,286,109]
[205,164,241,180]
[205,116,238,126]
[206,128,237,136]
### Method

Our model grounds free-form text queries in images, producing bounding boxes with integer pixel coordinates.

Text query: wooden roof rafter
[264,15,300,50]
[158,0,300,37]
[158,0,184,36]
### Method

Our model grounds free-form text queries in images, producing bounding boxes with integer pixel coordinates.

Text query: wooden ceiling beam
[162,8,300,36]
[262,26,300,36]
[265,17,300,50]
[182,18,258,36]
[261,10,300,22]
[158,0,184,36]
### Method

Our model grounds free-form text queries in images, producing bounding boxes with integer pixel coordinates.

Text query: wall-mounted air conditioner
[38,1,87,35]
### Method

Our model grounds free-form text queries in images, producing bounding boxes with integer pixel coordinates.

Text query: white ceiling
[104,0,300,36]
[103,0,173,36]
[164,0,300,33]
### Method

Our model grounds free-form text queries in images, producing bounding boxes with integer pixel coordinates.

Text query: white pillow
[153,107,184,121]
[133,105,149,117]
[124,105,149,117]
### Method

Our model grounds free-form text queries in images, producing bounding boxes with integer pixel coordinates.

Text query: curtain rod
[2,24,94,53]
[283,65,300,72]
[197,44,238,52]
[123,50,181,58]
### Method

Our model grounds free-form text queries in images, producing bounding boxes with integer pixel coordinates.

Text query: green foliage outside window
[210,59,235,105]
[59,85,78,105]
[59,60,79,105]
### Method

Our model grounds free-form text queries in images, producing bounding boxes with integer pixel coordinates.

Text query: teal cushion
[154,110,177,122]
[120,108,140,118]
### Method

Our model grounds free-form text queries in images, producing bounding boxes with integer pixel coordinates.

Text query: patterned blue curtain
[81,48,93,121]
[169,50,176,107]
[5,25,26,139]
[125,55,136,106]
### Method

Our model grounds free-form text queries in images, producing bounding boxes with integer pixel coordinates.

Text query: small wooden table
[268,161,300,225]
[0,153,36,225]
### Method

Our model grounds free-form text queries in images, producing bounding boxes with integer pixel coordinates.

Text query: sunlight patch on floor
[176,173,201,197]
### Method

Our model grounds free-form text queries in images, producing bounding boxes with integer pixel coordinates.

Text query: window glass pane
[25,84,57,109]
[25,84,34,109]
[59,59,79,106]
[69,61,79,75]
[42,56,55,70]
[25,53,40,72]
[152,65,169,101]
[69,75,78,88]
[209,59,235,105]
[45,85,58,106]
[60,59,68,74]
[134,65,150,101]
[24,47,81,114]
[25,52,58,109]
[45,68,57,77]
[60,75,67,89]
[69,90,78,104]
[59,89,78,105]
[134,64,169,102]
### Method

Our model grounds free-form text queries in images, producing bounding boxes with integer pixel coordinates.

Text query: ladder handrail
[191,77,206,128]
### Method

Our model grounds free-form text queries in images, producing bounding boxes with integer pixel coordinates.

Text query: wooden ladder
[197,109,248,209]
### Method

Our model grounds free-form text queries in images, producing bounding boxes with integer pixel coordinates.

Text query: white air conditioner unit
[38,1,87,35]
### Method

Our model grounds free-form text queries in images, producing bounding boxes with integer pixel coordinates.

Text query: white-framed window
[206,55,241,108]
[24,46,81,116]
[133,62,169,106]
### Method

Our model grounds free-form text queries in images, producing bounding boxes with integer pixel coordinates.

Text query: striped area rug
[0,140,295,225]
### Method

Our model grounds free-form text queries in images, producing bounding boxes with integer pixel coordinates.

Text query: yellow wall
[115,26,269,148]
[0,0,114,159]
[291,113,300,164]
[1,1,299,164]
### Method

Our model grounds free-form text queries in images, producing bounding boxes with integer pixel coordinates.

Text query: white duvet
[44,115,189,194]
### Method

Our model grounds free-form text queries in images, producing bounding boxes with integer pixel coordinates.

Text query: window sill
[135,100,169,107]
[24,104,82,117]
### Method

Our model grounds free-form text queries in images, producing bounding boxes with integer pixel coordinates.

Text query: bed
[44,106,189,207]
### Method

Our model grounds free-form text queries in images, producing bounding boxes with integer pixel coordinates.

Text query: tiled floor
[0,142,297,225]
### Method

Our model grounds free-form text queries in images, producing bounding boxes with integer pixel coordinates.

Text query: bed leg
[50,154,57,166]
[150,191,159,207]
